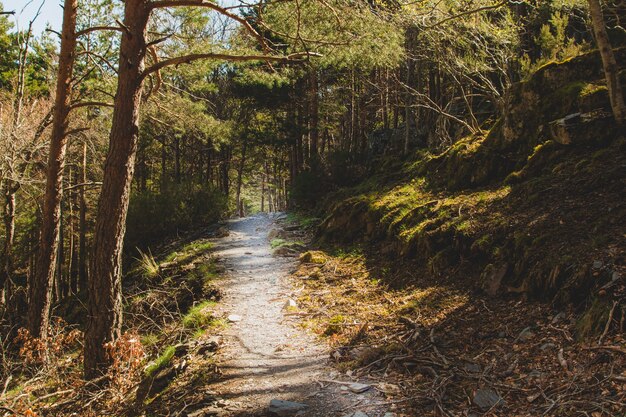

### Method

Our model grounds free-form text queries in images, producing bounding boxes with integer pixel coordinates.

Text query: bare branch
[141,51,318,79]
[76,26,124,37]
[148,0,271,52]
[427,1,508,28]
[69,101,114,111]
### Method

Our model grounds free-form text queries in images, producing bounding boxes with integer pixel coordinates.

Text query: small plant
[106,332,146,393]
[144,345,175,377]
[182,301,216,330]
[135,248,160,279]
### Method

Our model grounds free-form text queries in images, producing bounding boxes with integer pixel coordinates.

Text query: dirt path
[208,214,388,417]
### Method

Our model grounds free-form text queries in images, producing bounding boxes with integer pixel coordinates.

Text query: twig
[557,348,569,374]
[598,301,618,345]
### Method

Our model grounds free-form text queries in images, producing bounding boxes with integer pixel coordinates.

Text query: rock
[348,383,371,393]
[549,113,581,145]
[283,299,298,310]
[215,226,229,238]
[473,388,504,411]
[517,327,534,342]
[480,263,508,296]
[299,251,327,264]
[274,246,297,257]
[268,228,283,240]
[352,412,369,417]
[227,314,242,323]
[383,413,397,417]
[268,399,308,416]
[463,363,482,373]
[592,260,603,269]
[197,337,220,355]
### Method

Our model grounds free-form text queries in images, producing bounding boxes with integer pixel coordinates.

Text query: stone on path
[352,412,370,417]
[227,314,242,323]
[473,388,504,410]
[268,399,308,416]
[348,383,371,393]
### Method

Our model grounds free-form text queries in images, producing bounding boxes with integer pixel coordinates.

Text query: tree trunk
[235,141,247,217]
[588,0,625,124]
[1,184,16,297]
[85,0,150,379]
[78,141,88,293]
[27,0,77,338]
[309,70,319,159]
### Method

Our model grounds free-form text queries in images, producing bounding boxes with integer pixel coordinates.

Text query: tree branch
[141,51,317,79]
[70,101,114,110]
[76,26,124,37]
[427,1,508,28]
[148,0,271,52]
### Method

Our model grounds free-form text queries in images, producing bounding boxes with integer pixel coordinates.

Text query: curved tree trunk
[27,0,78,338]
[84,0,150,379]
[588,0,625,124]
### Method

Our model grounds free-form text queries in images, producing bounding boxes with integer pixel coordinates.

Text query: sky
[1,0,63,34]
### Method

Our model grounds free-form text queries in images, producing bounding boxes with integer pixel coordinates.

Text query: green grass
[135,249,160,279]
[145,345,176,377]
[182,301,217,330]
[141,333,160,348]
[164,240,214,264]
[286,212,321,228]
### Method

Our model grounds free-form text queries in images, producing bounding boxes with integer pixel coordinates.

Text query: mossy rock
[299,251,327,264]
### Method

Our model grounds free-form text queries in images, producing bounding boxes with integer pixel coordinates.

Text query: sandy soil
[208,214,389,417]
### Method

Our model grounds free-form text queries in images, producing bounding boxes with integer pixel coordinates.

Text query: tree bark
[235,140,247,217]
[588,0,625,124]
[27,0,77,338]
[78,141,88,293]
[1,184,16,295]
[84,0,150,379]
[309,70,319,159]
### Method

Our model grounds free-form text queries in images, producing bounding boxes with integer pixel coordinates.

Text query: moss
[300,250,327,264]
[324,314,347,335]
[145,345,176,377]
[271,238,305,249]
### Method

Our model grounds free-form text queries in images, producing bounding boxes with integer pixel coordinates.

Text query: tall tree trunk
[1,184,16,296]
[220,147,230,196]
[588,0,625,123]
[309,70,319,159]
[69,167,79,294]
[27,0,77,338]
[261,170,266,212]
[174,135,181,183]
[85,0,150,379]
[235,141,247,217]
[404,57,413,155]
[78,141,88,293]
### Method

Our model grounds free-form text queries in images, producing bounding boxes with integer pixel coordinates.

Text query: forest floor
[279,222,625,417]
[199,213,390,417]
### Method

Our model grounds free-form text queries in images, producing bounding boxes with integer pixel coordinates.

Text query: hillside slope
[317,49,625,328]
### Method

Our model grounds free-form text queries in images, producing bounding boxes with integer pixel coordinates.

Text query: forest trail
[208,214,387,417]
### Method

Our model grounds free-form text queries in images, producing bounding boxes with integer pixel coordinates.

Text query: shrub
[125,183,227,250]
